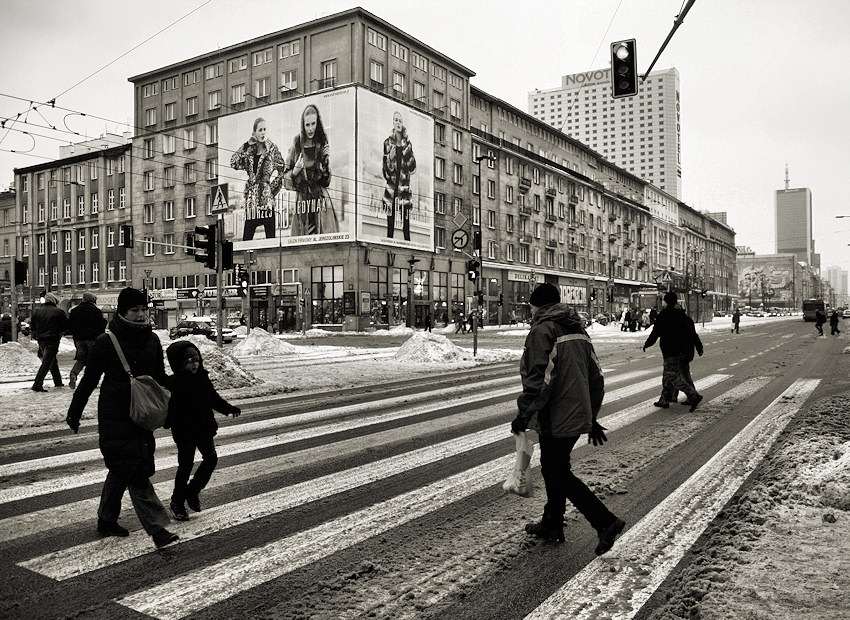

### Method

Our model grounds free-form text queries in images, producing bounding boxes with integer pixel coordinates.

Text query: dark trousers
[831,324,840,335]
[171,432,218,503]
[242,215,276,241]
[70,339,96,378]
[98,470,170,535]
[732,322,739,333]
[539,435,617,531]
[816,323,824,336]
[33,340,62,388]
[660,354,698,404]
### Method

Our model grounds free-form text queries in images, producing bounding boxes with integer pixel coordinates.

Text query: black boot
[525,513,565,542]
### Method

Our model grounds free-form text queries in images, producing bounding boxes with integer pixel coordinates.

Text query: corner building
[129,7,732,330]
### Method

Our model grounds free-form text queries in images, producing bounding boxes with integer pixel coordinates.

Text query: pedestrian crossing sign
[211,183,229,214]
[662,271,672,283]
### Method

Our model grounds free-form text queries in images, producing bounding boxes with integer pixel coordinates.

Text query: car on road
[169,317,234,343]
[843,309,850,319]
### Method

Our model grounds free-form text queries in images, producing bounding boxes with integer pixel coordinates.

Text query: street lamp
[473,153,496,356]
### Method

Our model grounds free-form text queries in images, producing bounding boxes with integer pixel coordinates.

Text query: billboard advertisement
[219,88,356,250]
[356,88,434,251]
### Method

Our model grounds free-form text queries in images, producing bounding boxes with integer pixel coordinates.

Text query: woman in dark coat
[66,287,178,548]
[382,111,417,240]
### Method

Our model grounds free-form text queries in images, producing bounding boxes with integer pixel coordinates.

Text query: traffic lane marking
[525,378,820,620]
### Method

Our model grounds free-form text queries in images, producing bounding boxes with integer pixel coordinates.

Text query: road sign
[451,229,469,250]
[452,212,467,229]
[211,184,229,214]
[662,271,672,283]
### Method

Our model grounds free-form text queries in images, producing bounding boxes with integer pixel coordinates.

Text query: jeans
[539,434,617,531]
[242,215,276,241]
[171,432,218,503]
[98,470,170,535]
[33,340,63,388]
[659,354,698,404]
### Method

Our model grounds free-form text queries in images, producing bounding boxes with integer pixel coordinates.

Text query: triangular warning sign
[213,186,227,211]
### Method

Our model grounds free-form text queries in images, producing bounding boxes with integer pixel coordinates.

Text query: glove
[511,415,528,435]
[642,345,647,352]
[588,421,608,446]
[230,407,241,418]
[65,416,79,434]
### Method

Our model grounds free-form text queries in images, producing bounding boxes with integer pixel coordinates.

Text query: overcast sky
[1,0,848,271]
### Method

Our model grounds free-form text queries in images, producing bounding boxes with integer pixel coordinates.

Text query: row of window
[34,261,127,288]
[20,188,124,225]
[20,158,126,193]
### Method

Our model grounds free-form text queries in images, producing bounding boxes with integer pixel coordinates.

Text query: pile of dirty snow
[232,325,248,336]
[0,342,43,375]
[232,328,301,356]
[16,336,76,355]
[393,332,478,363]
[167,335,262,390]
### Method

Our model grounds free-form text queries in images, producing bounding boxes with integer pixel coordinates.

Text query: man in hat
[511,282,626,555]
[68,292,107,388]
[30,292,69,392]
[642,291,703,412]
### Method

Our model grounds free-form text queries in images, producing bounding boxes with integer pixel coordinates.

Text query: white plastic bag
[503,431,534,497]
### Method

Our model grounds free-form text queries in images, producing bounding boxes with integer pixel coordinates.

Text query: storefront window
[311,265,343,325]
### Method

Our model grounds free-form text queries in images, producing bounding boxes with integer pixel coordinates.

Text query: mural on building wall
[356,88,434,252]
[219,88,356,251]
[738,258,794,306]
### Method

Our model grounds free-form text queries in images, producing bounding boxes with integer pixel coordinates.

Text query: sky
[1,0,848,271]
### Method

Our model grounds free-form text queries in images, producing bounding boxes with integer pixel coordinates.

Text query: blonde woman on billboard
[283,103,337,236]
[230,117,286,241]
[382,111,417,240]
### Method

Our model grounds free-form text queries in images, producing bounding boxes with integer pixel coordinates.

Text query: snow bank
[393,332,477,363]
[232,328,300,356]
[166,335,262,390]
[0,342,43,375]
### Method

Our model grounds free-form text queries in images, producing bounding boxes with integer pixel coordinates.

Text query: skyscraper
[775,167,813,266]
[528,67,681,199]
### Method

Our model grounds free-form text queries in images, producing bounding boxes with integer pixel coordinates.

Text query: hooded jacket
[517,303,604,438]
[30,301,68,342]
[643,305,695,357]
[164,340,238,435]
[68,300,107,341]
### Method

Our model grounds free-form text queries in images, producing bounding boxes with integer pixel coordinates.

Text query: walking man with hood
[68,292,107,388]
[511,282,625,555]
[30,292,68,392]
[642,291,703,411]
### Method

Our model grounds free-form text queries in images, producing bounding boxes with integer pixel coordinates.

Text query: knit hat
[529,283,560,307]
[82,292,97,304]
[116,287,147,316]
[44,292,60,306]
[166,340,202,373]
[663,291,678,306]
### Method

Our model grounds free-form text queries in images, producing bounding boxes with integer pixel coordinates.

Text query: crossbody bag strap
[105,329,133,378]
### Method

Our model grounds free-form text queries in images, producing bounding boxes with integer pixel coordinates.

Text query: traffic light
[237,272,250,298]
[610,39,638,98]
[221,240,234,271]
[121,224,134,248]
[590,288,597,301]
[473,230,481,251]
[467,259,480,282]
[498,293,504,306]
[701,289,708,298]
[14,260,27,285]
[194,223,217,270]
[185,232,195,256]
[478,291,484,306]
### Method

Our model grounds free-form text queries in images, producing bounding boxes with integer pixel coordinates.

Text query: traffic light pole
[216,214,224,347]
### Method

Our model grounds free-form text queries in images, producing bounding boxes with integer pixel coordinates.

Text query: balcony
[624,259,633,266]
[623,238,632,246]
[519,234,532,245]
[545,187,557,197]
[545,213,557,223]
[370,79,384,90]
[519,205,532,216]
[519,177,532,193]
[637,242,645,250]
[608,234,618,243]
[568,218,578,230]
[638,260,647,268]
[569,194,579,205]
[546,239,558,248]
[568,242,580,253]
[608,213,617,222]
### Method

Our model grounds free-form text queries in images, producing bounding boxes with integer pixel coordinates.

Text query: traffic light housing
[473,230,481,251]
[14,259,27,285]
[611,39,638,98]
[194,224,217,270]
[498,293,503,306]
[121,224,134,248]
[590,288,597,301]
[701,289,708,298]
[478,291,484,306]
[221,240,234,271]
[185,232,195,256]
[467,259,480,282]
[237,272,250,298]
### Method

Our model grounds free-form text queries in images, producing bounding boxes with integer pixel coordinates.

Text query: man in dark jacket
[511,283,625,555]
[643,291,703,411]
[30,292,68,392]
[68,292,107,388]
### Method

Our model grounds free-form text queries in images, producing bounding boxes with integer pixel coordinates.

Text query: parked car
[843,309,850,319]
[169,317,234,343]
[593,313,610,326]
[577,311,590,327]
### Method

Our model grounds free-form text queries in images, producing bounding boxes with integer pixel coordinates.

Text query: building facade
[528,67,682,199]
[775,185,813,267]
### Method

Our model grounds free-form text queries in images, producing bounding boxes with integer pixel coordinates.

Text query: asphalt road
[0,318,845,619]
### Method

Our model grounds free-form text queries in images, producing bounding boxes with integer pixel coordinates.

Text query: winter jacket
[830,312,841,327]
[283,136,337,235]
[164,340,238,436]
[382,130,417,209]
[643,306,694,357]
[66,316,167,485]
[815,310,826,326]
[230,138,286,220]
[682,314,704,362]
[68,301,107,341]
[30,303,68,342]
[517,303,604,438]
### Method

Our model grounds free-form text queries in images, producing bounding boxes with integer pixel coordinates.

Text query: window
[488,210,496,229]
[208,90,221,110]
[144,237,154,256]
[107,227,115,247]
[107,260,115,282]
[91,193,99,212]
[143,138,154,158]
[450,98,461,119]
[164,200,174,221]
[63,199,71,219]
[162,76,178,92]
[107,189,115,210]
[162,134,176,154]
[91,228,99,248]
[206,158,218,180]
[255,77,269,98]
[143,82,158,97]
[370,61,384,86]
[392,71,405,94]
[64,264,72,286]
[119,187,125,208]
[164,102,176,121]
[163,166,175,187]
[435,227,446,249]
[433,90,444,112]
[434,123,445,144]
[278,40,300,58]
[411,51,428,72]
[391,41,408,61]
[229,56,247,72]
[452,130,462,152]
[432,63,447,81]
[119,260,127,281]
[204,63,222,80]
[185,197,196,218]
[506,214,514,232]
[452,163,463,185]
[77,229,85,251]
[452,197,462,216]
[435,157,445,180]
[506,185,514,203]
[231,84,245,104]
[144,108,156,126]
[164,233,175,255]
[367,28,386,50]
[280,70,297,94]
[507,244,514,262]
[487,179,496,199]
[449,72,463,89]
[186,96,198,116]
[184,162,196,184]
[183,69,199,86]
[80,263,88,284]
[144,203,154,223]
[205,123,218,145]
[434,192,445,214]
[253,48,273,66]
[321,60,337,88]
[77,195,84,216]
[413,81,426,103]
[183,127,196,150]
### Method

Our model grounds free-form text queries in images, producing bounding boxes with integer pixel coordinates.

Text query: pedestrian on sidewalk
[164,340,241,521]
[68,292,107,389]
[424,312,433,333]
[30,292,68,392]
[642,291,703,412]
[65,287,178,548]
[454,309,467,334]
[815,309,826,336]
[731,308,741,334]
[511,282,625,555]
[829,310,841,336]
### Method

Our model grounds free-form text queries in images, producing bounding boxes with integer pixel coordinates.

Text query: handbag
[503,431,535,498]
[106,330,171,431]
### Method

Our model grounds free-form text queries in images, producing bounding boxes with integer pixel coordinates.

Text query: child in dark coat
[165,340,241,520]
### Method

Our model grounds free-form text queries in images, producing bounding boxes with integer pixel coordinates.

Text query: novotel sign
[563,68,612,88]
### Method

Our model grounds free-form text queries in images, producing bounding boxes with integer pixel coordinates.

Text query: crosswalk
[1,364,820,619]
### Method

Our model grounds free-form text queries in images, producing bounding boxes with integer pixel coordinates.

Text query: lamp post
[473,153,496,357]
